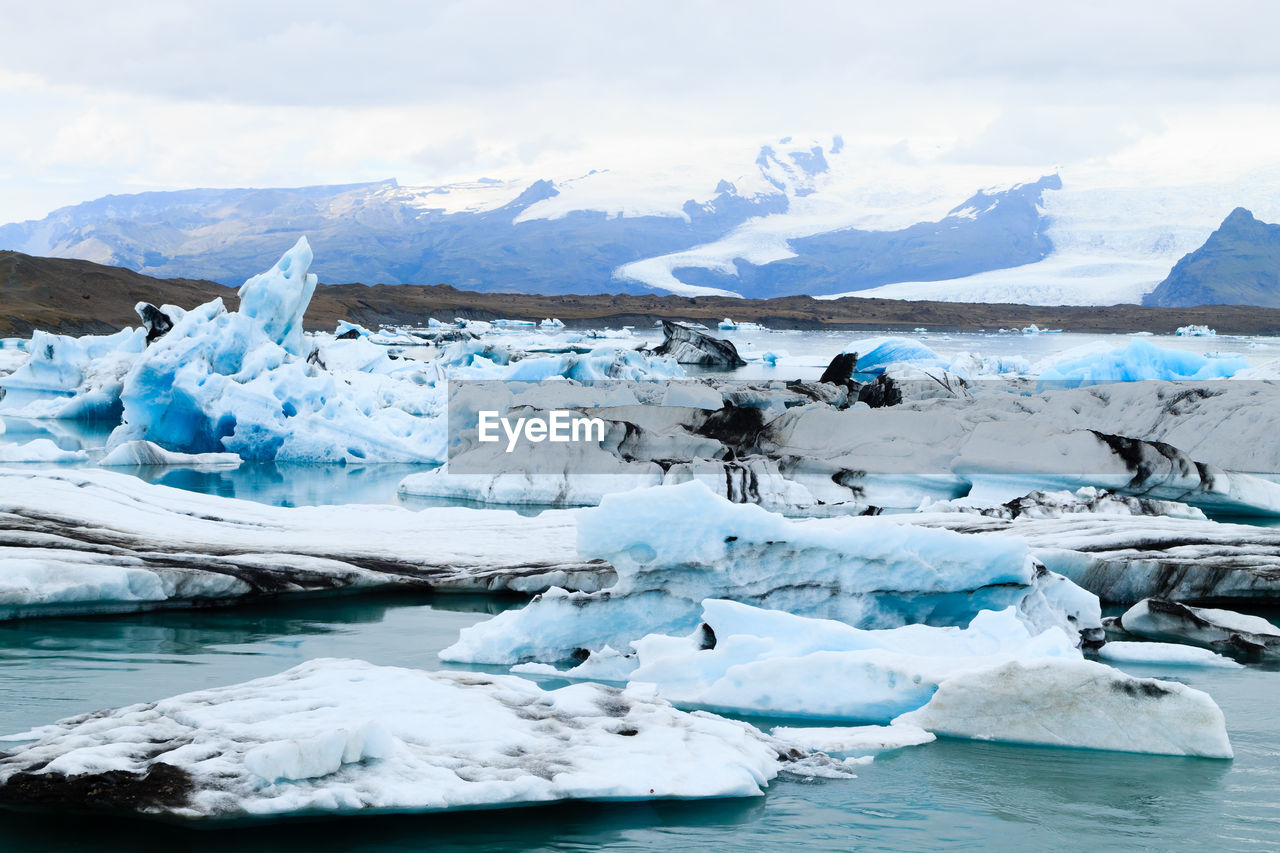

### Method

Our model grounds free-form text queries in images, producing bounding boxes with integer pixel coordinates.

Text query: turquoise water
[0,595,1277,850]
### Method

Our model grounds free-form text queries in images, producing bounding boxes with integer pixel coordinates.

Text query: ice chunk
[0,439,87,463]
[582,601,1083,722]
[841,337,944,376]
[771,724,935,755]
[0,468,609,620]
[441,482,1100,665]
[894,659,1233,758]
[0,327,146,419]
[1096,641,1242,669]
[1114,598,1280,657]
[1038,338,1247,386]
[98,440,242,468]
[235,237,317,356]
[0,659,807,819]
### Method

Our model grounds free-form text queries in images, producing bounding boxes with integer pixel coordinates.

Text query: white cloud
[1,1,1279,222]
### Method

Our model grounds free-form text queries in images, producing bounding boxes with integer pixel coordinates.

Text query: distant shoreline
[6,249,1280,337]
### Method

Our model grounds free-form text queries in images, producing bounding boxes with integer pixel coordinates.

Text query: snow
[0,439,86,463]
[1037,338,1249,385]
[1096,641,1242,669]
[98,440,241,468]
[894,659,1233,759]
[441,481,1101,665]
[0,658,809,818]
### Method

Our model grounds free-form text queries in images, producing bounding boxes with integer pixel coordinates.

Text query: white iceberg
[1096,641,1242,669]
[770,724,935,755]
[894,659,1233,758]
[98,440,242,468]
[543,601,1083,722]
[0,467,607,619]
[0,439,87,463]
[1112,598,1280,657]
[0,659,820,819]
[441,481,1101,665]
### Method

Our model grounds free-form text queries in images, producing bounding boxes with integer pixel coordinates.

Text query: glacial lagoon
[1,326,1280,847]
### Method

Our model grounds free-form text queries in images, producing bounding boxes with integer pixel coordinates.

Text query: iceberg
[1095,641,1242,669]
[841,337,944,376]
[770,724,935,755]
[542,601,1083,722]
[0,327,146,419]
[1110,598,1280,657]
[953,424,1280,517]
[902,509,1280,604]
[0,439,87,463]
[105,238,450,463]
[441,482,1101,665]
[0,468,611,620]
[1038,338,1248,386]
[894,659,1233,758]
[0,659,827,819]
[98,440,242,468]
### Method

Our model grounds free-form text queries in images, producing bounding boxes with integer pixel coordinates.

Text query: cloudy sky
[3,0,1279,223]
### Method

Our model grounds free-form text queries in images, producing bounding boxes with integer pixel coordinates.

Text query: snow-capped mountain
[4,138,1280,305]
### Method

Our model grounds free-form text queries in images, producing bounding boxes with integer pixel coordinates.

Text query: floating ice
[841,337,944,375]
[547,601,1082,722]
[1038,338,1247,385]
[1096,641,1242,669]
[441,482,1101,665]
[0,659,812,819]
[1112,598,1280,657]
[0,327,146,419]
[770,724,935,755]
[0,468,606,619]
[0,439,87,463]
[894,659,1233,758]
[98,440,242,468]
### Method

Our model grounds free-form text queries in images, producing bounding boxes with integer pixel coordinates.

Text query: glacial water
[0,595,1276,850]
[3,329,1280,848]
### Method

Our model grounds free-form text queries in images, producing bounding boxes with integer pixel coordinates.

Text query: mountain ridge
[1143,207,1280,307]
[7,249,1280,339]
